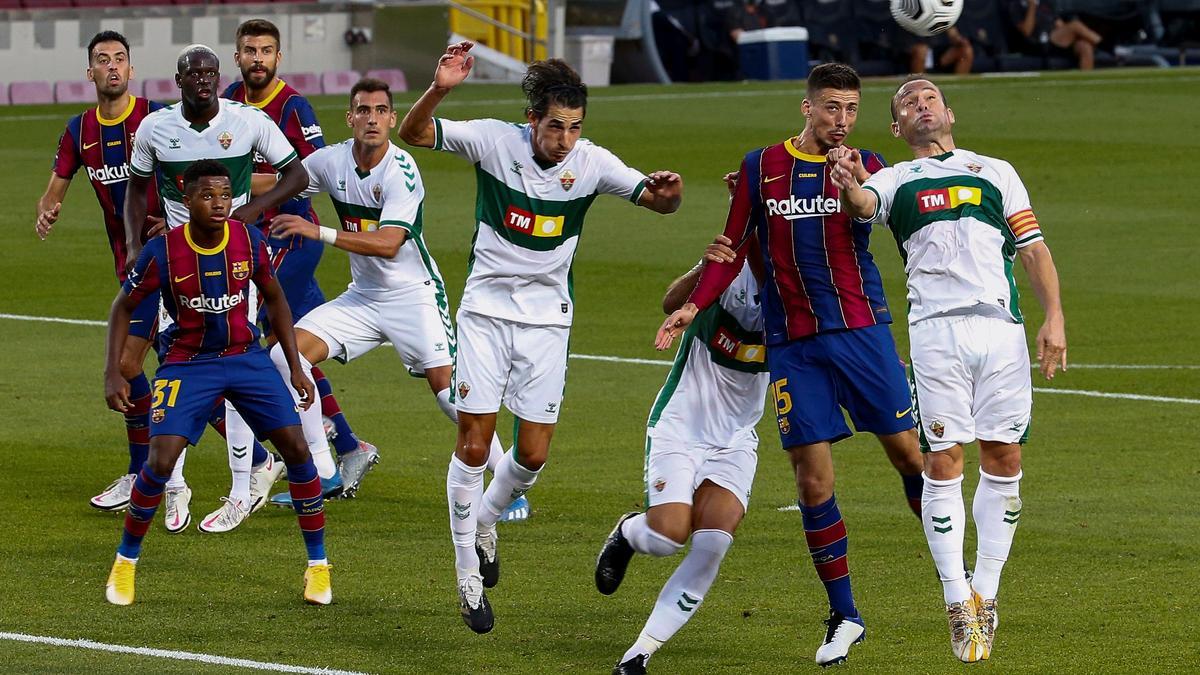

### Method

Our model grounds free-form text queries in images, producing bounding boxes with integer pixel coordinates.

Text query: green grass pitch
[1,68,1198,673]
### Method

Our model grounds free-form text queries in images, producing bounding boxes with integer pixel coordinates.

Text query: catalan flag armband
[1006,209,1042,246]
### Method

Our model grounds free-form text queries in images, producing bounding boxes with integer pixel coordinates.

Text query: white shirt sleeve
[379,153,424,234]
[129,115,157,178]
[861,165,901,225]
[299,148,330,198]
[590,143,648,203]
[995,159,1043,247]
[252,107,299,169]
[433,117,512,163]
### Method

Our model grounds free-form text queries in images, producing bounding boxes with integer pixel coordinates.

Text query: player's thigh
[295,289,385,363]
[692,479,749,535]
[972,319,1033,446]
[766,339,850,448]
[694,433,758,532]
[381,297,455,373]
[453,310,512,416]
[645,429,703,511]
[150,362,227,445]
[824,324,917,436]
[505,322,569,424]
[910,317,975,453]
[221,351,302,440]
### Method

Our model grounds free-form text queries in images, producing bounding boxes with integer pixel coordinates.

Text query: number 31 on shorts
[152,378,182,409]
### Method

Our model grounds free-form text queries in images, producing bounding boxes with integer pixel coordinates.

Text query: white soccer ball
[889,0,964,37]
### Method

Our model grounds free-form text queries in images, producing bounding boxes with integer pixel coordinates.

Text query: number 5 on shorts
[771,377,792,416]
[152,378,182,408]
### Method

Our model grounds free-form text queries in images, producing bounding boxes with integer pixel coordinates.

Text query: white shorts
[909,314,1032,452]
[452,310,569,424]
[643,427,759,511]
[297,286,454,370]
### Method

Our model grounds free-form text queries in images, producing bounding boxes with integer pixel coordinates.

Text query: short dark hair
[350,77,393,108]
[183,159,231,193]
[890,75,949,122]
[522,59,587,118]
[236,19,281,48]
[87,31,130,65]
[806,63,860,98]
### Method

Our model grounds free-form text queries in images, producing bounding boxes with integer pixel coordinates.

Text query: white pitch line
[2,312,1197,405]
[0,632,368,675]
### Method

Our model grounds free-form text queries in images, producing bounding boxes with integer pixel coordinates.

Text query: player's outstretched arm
[35,174,70,240]
[259,276,316,409]
[637,171,683,214]
[1018,240,1067,380]
[398,40,475,148]
[104,290,138,413]
[829,147,877,219]
[233,160,309,225]
[270,215,408,258]
[662,235,737,313]
[122,174,153,272]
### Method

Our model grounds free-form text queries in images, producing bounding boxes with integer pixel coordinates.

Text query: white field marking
[1,312,1197,403]
[4,73,1199,122]
[0,632,369,675]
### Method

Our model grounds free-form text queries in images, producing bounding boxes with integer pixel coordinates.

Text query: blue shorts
[767,324,916,448]
[150,350,300,444]
[259,210,326,335]
[129,288,160,341]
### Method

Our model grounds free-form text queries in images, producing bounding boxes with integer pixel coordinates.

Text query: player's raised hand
[1036,317,1067,380]
[828,147,863,191]
[722,171,740,198]
[703,235,737,264]
[641,171,683,213]
[434,41,475,91]
[291,369,317,411]
[270,214,319,240]
[35,202,61,240]
[104,371,131,413]
[655,304,699,351]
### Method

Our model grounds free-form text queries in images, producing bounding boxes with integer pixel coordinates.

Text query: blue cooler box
[737,27,810,80]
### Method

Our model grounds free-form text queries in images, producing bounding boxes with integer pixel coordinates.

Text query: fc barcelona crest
[231,260,250,281]
[218,131,233,150]
[152,409,165,423]
[372,184,383,203]
[558,169,576,192]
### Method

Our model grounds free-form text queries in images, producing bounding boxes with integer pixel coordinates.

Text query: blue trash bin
[737,27,810,81]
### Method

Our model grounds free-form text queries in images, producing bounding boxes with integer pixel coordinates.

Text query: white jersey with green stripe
[647,263,768,447]
[863,148,1044,325]
[302,140,444,299]
[130,98,297,228]
[434,117,647,327]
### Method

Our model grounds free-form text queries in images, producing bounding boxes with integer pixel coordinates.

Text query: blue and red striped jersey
[689,139,893,345]
[222,78,324,245]
[123,220,274,363]
[52,95,166,282]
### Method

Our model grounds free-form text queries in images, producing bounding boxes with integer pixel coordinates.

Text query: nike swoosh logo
[896,408,913,419]
[300,499,322,510]
[83,141,99,150]
[763,175,786,183]
[173,274,194,283]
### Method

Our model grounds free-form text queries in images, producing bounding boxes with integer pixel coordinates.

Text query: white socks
[269,344,336,480]
[447,455,486,578]
[622,513,685,558]
[166,447,187,490]
[623,529,733,664]
[436,388,505,472]
[922,472,971,604]
[972,469,1022,600]
[477,450,540,529]
[225,402,254,505]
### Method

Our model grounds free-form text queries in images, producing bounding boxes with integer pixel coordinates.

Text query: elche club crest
[558,169,576,192]
[929,419,945,438]
[372,184,383,203]
[218,131,233,150]
[457,381,470,400]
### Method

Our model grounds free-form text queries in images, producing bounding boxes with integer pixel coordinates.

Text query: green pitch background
[1,68,1198,674]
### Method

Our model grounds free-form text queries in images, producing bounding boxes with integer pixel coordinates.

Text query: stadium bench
[143,77,179,102]
[322,70,361,95]
[9,81,54,105]
[281,72,321,97]
[366,68,409,93]
[54,80,93,104]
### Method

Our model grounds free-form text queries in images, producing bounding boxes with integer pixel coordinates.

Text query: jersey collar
[96,95,137,126]
[246,79,286,109]
[784,137,827,163]
[183,221,230,254]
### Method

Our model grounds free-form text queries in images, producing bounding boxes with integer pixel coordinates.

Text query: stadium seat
[25,0,73,6]
[365,68,409,93]
[0,85,9,106]
[73,0,122,7]
[143,77,179,102]
[9,81,54,105]
[280,72,321,96]
[321,69,361,95]
[54,80,93,104]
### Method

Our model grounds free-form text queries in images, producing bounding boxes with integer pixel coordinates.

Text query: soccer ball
[889,0,964,37]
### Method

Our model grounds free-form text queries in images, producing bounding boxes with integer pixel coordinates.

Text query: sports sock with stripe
[285,459,326,562]
[313,366,359,457]
[972,469,1022,600]
[800,494,858,618]
[118,464,167,559]
[446,455,485,578]
[922,472,972,604]
[124,373,151,474]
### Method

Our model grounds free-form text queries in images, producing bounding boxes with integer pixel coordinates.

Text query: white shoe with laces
[814,610,866,667]
[91,473,136,511]
[198,497,250,533]
[163,485,192,533]
[248,454,285,513]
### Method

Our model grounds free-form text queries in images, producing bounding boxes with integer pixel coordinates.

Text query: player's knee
[923,451,962,480]
[795,472,834,506]
[272,427,311,465]
[647,511,691,545]
[513,445,547,471]
[456,436,491,466]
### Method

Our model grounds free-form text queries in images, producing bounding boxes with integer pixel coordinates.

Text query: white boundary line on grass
[3,312,1198,405]
[0,632,368,675]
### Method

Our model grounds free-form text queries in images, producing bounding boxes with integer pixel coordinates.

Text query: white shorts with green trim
[643,426,758,511]
[297,285,454,369]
